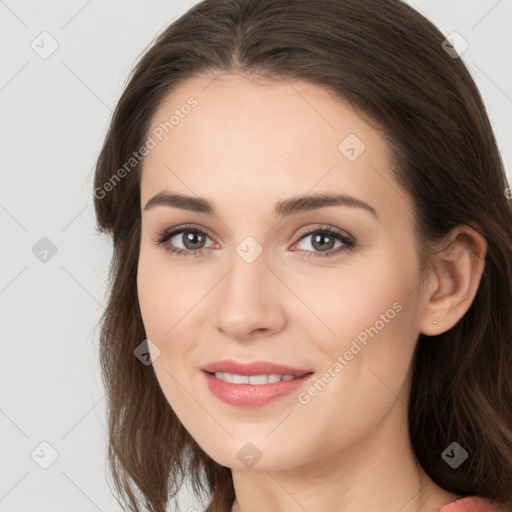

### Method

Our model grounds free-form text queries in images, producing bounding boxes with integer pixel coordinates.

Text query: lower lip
[202,371,314,408]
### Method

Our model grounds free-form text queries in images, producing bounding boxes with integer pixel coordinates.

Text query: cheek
[321,251,420,388]
[136,239,179,306]
[136,246,180,337]
[136,246,208,362]
[137,253,207,438]
[136,252,193,399]
[296,291,418,450]
[318,251,417,346]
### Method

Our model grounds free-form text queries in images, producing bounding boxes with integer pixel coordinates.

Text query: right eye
[153,225,217,257]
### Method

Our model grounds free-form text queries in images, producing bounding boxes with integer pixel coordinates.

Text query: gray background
[1,1,511,510]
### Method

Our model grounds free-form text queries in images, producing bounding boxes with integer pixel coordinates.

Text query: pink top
[438,496,498,512]
[228,496,500,512]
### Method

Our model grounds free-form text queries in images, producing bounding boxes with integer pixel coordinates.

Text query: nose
[211,247,287,341]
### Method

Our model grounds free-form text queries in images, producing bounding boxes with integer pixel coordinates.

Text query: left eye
[291,227,356,258]
[295,230,346,253]
[154,224,356,259]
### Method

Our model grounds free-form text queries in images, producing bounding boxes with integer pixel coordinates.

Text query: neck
[229,397,458,512]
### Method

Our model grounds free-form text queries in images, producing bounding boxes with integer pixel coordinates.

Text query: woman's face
[137,73,430,471]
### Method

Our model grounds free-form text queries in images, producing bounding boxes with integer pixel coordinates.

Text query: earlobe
[419,224,487,336]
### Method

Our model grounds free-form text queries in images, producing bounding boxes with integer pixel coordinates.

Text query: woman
[92,0,512,511]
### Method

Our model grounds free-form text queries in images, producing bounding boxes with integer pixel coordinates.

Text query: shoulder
[438,496,510,512]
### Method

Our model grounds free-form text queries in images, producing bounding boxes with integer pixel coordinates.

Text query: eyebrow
[143,191,378,220]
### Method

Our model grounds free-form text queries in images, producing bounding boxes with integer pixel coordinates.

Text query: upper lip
[201,359,313,377]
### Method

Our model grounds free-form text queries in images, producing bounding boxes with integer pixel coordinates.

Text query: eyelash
[153,223,356,259]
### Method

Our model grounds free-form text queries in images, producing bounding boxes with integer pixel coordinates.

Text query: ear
[419,224,487,336]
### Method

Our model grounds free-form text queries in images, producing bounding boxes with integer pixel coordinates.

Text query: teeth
[214,372,298,384]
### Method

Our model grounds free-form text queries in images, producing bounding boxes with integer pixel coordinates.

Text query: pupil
[185,231,204,249]
[313,233,334,251]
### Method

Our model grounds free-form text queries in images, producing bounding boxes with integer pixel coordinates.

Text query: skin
[137,73,487,512]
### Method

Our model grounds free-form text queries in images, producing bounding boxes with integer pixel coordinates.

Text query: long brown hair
[93,1,512,510]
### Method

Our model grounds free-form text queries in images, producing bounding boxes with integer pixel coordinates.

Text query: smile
[212,372,299,384]
[203,370,314,407]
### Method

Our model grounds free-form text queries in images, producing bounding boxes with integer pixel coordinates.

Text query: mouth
[203,370,312,385]
[201,368,315,408]
[200,359,313,378]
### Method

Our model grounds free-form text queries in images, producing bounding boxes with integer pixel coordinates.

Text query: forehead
[145,73,383,166]
[140,73,410,228]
